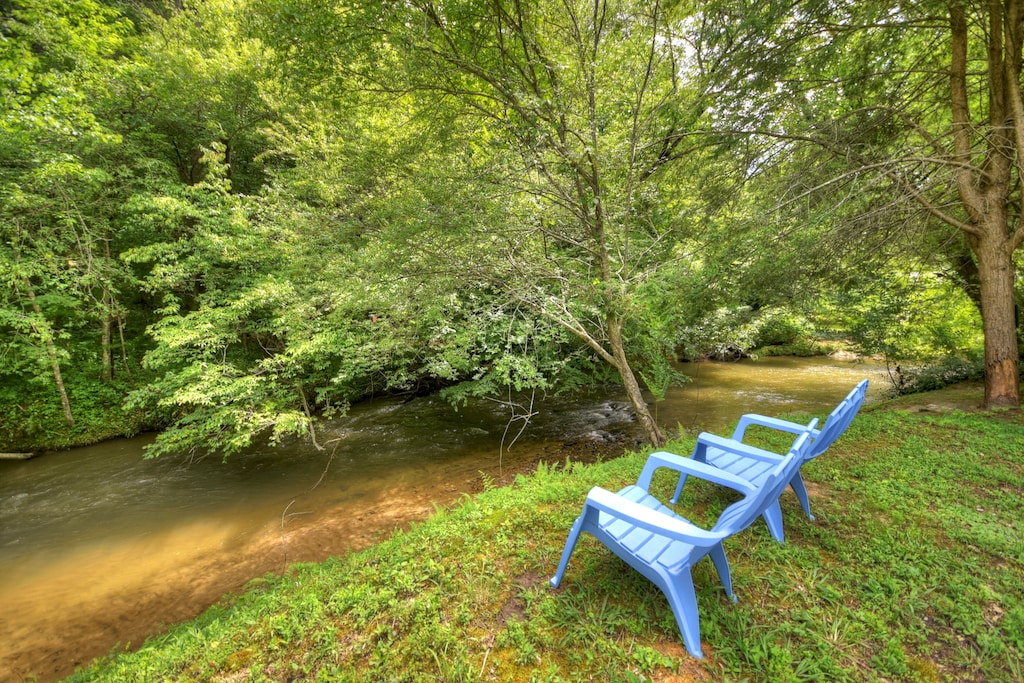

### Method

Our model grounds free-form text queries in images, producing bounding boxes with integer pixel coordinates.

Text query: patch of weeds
[629,643,675,674]
[871,637,911,677]
[497,618,543,666]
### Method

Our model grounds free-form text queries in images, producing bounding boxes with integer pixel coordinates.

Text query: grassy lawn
[68,398,1024,682]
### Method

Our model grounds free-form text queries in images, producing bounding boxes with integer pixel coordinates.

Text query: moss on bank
[0,375,155,453]
[66,394,1024,683]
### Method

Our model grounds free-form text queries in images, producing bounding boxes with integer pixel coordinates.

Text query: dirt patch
[652,640,712,682]
[495,571,549,627]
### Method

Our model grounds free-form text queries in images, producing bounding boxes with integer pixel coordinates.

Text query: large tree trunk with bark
[948,1,1022,408]
[973,228,1021,405]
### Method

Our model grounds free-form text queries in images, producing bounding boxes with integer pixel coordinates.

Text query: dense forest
[2,0,1021,457]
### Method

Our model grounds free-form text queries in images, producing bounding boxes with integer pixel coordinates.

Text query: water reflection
[662,357,885,432]
[0,356,887,682]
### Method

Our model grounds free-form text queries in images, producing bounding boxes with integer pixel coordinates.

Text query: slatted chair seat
[599,487,702,569]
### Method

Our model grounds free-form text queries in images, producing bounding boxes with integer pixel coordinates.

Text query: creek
[0,357,887,682]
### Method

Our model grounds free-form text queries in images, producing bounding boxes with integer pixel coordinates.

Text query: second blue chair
[671,380,869,541]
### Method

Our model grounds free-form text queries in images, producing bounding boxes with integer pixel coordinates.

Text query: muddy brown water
[0,357,887,682]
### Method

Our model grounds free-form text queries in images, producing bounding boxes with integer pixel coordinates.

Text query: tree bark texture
[947,1,1022,407]
[101,310,113,381]
[973,226,1020,405]
[608,317,666,447]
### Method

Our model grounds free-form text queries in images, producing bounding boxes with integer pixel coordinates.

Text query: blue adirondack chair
[549,427,815,658]
[671,379,869,541]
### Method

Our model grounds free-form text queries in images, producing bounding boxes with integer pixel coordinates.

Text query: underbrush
[68,404,1024,682]
[750,339,836,358]
[885,358,987,397]
[0,373,155,452]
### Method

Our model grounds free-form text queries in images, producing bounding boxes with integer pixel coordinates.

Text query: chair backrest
[807,379,869,460]
[713,427,815,535]
[836,379,869,432]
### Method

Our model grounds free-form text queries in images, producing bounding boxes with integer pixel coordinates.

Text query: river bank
[50,383,1024,682]
[0,433,631,683]
[1,358,888,682]
[1,347,874,456]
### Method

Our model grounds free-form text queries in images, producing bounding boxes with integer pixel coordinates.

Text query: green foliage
[2,0,1002,454]
[121,156,332,457]
[0,0,145,432]
[352,0,726,443]
[820,272,983,363]
[693,0,1024,405]
[887,357,986,398]
[435,297,599,405]
[127,0,276,192]
[0,367,152,450]
[678,306,819,361]
[679,306,760,360]
[119,139,602,457]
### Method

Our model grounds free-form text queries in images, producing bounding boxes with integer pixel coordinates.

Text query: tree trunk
[117,314,134,381]
[100,236,114,380]
[948,1,1021,409]
[619,361,665,447]
[608,317,665,447]
[101,310,113,381]
[973,228,1021,406]
[23,280,75,428]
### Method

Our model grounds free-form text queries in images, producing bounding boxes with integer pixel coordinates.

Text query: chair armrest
[731,414,821,442]
[585,487,727,548]
[693,432,791,466]
[636,450,758,494]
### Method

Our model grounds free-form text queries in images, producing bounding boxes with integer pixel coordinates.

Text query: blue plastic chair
[549,428,814,658]
[672,379,869,540]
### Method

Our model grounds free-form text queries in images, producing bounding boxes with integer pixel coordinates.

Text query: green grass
[67,403,1024,682]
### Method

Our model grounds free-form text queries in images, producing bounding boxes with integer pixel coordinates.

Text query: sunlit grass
[68,403,1024,682]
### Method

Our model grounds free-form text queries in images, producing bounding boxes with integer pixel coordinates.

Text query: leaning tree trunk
[619,361,666,447]
[608,317,666,447]
[23,279,75,428]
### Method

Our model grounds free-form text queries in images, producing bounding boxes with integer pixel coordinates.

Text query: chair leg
[672,448,710,504]
[671,473,688,505]
[708,544,737,603]
[549,516,585,588]
[762,499,786,543]
[663,570,705,658]
[789,472,815,520]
